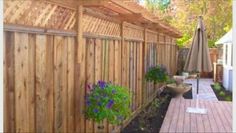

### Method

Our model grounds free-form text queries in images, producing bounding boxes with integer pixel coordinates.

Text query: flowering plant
[145,65,169,84]
[85,81,131,125]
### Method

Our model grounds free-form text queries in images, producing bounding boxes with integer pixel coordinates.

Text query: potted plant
[85,80,131,132]
[145,64,169,89]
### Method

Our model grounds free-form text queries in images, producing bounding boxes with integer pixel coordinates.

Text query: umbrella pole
[186,72,207,114]
[196,73,199,108]
[197,73,199,94]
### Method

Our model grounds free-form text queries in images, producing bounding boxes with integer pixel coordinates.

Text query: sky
[139,0,145,6]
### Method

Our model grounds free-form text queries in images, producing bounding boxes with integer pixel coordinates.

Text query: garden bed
[211,83,232,101]
[121,91,172,133]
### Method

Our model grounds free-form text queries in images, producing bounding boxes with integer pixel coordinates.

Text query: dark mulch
[121,90,172,133]
[211,84,232,101]
[121,87,192,133]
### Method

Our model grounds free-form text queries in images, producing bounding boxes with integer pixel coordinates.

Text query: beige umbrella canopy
[184,16,212,72]
[184,16,212,114]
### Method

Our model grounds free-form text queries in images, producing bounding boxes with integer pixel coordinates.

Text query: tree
[143,0,170,13]
[142,0,232,48]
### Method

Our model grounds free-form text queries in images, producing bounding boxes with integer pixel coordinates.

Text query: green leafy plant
[176,33,191,48]
[145,65,169,84]
[225,96,232,101]
[213,82,221,91]
[219,91,225,97]
[85,81,131,125]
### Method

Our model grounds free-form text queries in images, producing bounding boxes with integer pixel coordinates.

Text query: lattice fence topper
[124,24,144,41]
[4,0,76,31]
[82,14,121,37]
[147,31,158,43]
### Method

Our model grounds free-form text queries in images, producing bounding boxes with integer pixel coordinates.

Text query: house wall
[222,43,233,91]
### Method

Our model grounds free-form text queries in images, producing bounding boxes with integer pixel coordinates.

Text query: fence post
[143,28,147,104]
[75,5,86,133]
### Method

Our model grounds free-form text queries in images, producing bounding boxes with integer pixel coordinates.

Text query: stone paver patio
[184,78,218,101]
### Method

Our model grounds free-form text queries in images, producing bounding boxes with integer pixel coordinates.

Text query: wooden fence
[4,1,180,133]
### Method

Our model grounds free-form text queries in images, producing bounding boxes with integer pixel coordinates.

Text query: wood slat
[67,37,75,132]
[214,101,232,132]
[195,100,205,133]
[176,98,185,133]
[208,101,225,132]
[114,40,121,85]
[189,100,197,132]
[4,32,16,132]
[54,36,68,132]
[168,97,180,132]
[159,98,176,133]
[199,99,212,132]
[183,99,191,132]
[108,40,115,133]
[85,38,95,133]
[76,38,86,133]
[94,38,103,133]
[35,34,54,132]
[203,100,219,132]
[219,101,232,130]
[15,32,34,132]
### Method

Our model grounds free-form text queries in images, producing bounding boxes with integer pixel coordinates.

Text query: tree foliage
[141,0,232,48]
[144,0,170,13]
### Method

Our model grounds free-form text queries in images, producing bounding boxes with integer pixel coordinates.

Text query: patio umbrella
[184,16,212,114]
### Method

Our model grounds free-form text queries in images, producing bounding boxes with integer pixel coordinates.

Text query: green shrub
[213,83,221,91]
[225,96,232,101]
[219,91,225,97]
[85,81,131,125]
[145,65,168,84]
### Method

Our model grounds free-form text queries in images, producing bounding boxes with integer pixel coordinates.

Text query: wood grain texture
[67,37,75,132]
[4,7,180,131]
[85,38,95,133]
[54,36,68,132]
[4,31,16,133]
[108,39,115,132]
[76,38,86,133]
[114,40,121,85]
[14,32,34,132]
[161,98,232,133]
[35,34,55,132]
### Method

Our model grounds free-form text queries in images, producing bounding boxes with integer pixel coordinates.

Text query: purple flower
[86,101,91,106]
[98,80,106,89]
[112,89,116,94]
[106,99,114,109]
[93,109,99,113]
